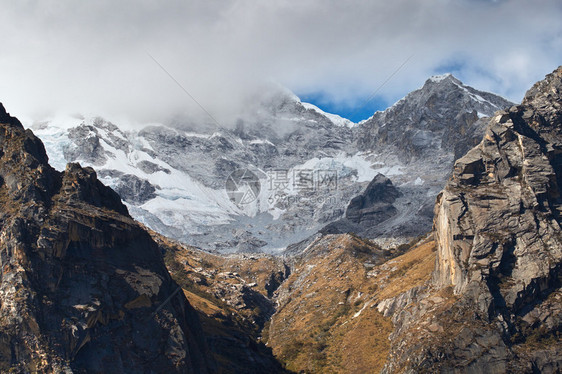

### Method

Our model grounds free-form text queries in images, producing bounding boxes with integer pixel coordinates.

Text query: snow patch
[249,139,274,146]
[301,102,354,128]
[429,73,452,83]
[372,164,403,177]
[451,81,500,110]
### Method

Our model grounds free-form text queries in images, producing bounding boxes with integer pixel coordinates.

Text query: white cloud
[0,0,560,124]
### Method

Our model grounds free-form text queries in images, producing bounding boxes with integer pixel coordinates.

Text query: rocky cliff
[0,104,213,372]
[382,67,562,373]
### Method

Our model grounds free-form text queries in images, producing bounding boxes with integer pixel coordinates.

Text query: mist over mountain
[1,1,561,124]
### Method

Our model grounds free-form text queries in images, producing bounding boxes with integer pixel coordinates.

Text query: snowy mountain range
[27,74,513,253]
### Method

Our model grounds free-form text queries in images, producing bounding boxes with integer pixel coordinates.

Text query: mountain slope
[382,66,562,373]
[266,233,435,373]
[152,229,290,374]
[0,104,213,373]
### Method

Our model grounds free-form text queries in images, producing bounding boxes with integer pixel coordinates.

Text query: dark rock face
[65,125,108,166]
[60,163,130,215]
[112,173,157,204]
[321,174,402,238]
[345,173,401,224]
[383,67,562,373]
[0,105,212,373]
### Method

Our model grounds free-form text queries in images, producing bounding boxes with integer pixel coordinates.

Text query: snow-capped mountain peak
[428,72,453,83]
[26,75,514,253]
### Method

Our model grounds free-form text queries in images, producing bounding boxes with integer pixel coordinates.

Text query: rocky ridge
[159,227,436,374]
[357,73,514,162]
[0,103,214,372]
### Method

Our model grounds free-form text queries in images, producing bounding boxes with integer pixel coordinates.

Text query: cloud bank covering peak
[0,0,561,125]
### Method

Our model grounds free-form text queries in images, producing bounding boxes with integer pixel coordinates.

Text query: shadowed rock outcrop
[321,173,402,237]
[345,174,401,225]
[0,103,213,373]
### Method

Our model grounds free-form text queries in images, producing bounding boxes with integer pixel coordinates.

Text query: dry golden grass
[322,305,393,374]
[153,226,437,374]
[182,289,223,316]
[377,240,436,301]
[267,235,436,374]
